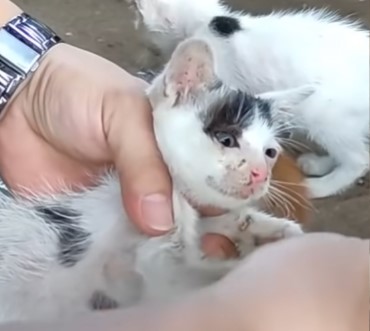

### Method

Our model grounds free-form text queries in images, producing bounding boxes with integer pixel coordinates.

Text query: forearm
[0,0,22,25]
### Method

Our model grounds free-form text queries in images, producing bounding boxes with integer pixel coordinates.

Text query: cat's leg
[303,163,368,198]
[301,145,369,198]
[128,0,229,56]
[242,210,304,238]
[200,209,304,257]
[202,210,303,240]
[291,84,369,199]
[98,251,145,309]
[298,153,336,177]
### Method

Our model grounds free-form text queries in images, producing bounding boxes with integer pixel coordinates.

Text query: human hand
[203,233,368,331]
[0,35,281,250]
[0,43,173,236]
[0,39,242,248]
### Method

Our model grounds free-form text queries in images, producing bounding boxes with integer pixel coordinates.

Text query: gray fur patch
[36,206,91,267]
[89,291,119,310]
[203,90,272,141]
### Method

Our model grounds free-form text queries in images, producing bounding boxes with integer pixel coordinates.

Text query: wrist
[0,9,63,191]
[0,10,62,120]
[0,0,22,25]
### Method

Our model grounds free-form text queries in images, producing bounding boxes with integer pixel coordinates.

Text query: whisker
[267,187,295,218]
[268,189,297,219]
[271,179,307,188]
[273,121,299,130]
[264,191,288,216]
[272,181,309,199]
[270,184,315,213]
[271,182,307,202]
[262,194,274,210]
[278,138,313,153]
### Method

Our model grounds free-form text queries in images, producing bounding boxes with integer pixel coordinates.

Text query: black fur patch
[256,97,273,125]
[209,16,241,37]
[36,206,91,267]
[203,90,272,142]
[89,291,119,310]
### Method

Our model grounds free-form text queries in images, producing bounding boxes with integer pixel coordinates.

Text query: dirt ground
[14,0,370,238]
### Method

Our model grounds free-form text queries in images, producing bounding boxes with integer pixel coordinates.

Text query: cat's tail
[128,0,231,57]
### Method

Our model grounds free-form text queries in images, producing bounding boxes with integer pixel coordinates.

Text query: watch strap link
[0,13,62,115]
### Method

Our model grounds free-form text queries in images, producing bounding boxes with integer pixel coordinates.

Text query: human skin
[0,0,312,261]
[0,3,367,330]
[0,233,367,331]
[0,0,232,236]
[0,0,175,236]
[0,0,275,257]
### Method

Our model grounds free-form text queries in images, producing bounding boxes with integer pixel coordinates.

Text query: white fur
[0,37,309,323]
[133,0,370,198]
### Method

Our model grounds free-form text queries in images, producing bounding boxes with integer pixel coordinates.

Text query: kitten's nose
[250,168,268,184]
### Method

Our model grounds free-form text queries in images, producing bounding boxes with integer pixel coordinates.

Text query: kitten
[0,38,311,323]
[131,0,370,199]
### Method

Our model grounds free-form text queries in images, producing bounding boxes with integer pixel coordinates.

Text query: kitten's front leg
[200,208,304,257]
[241,209,304,239]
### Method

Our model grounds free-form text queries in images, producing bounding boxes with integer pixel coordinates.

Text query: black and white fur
[131,0,370,199]
[0,37,314,323]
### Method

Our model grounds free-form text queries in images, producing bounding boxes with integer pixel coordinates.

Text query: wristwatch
[0,12,62,119]
[0,12,62,195]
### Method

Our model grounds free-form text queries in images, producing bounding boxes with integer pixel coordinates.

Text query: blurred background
[13,0,370,237]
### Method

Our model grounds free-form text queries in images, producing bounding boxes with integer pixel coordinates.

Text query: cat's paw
[282,221,304,238]
[238,212,304,241]
[298,153,334,177]
[304,176,337,199]
[129,0,173,29]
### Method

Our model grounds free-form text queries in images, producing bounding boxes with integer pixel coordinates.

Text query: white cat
[0,37,309,323]
[131,0,370,198]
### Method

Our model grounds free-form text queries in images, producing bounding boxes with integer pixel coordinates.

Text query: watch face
[0,29,40,74]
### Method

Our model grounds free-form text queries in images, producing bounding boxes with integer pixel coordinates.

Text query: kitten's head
[147,38,314,209]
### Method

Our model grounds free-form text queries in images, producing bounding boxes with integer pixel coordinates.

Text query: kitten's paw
[298,153,335,177]
[130,0,173,30]
[282,221,304,238]
[304,177,336,198]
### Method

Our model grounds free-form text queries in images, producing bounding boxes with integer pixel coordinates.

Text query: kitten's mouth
[206,176,269,201]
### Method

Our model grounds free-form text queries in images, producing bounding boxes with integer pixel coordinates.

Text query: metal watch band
[0,13,62,118]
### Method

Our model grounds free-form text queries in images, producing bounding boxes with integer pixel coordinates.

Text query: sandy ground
[13,0,370,238]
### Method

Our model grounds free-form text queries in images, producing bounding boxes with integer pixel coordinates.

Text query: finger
[104,89,173,236]
[201,233,239,259]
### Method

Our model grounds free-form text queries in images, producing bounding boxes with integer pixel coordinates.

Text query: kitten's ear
[258,84,317,112]
[163,38,217,103]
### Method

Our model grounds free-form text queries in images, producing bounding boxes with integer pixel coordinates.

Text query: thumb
[104,90,173,236]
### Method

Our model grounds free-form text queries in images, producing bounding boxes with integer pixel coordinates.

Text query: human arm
[0,0,21,24]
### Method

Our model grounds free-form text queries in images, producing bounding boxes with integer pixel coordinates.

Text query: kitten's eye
[265,148,278,159]
[215,132,238,148]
